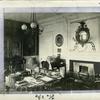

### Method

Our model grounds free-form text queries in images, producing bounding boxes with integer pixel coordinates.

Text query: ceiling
[4,8,100,23]
[4,13,61,23]
[4,8,70,22]
[4,12,100,23]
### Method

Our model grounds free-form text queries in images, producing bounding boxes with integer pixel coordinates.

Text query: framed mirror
[75,21,90,47]
[55,34,64,47]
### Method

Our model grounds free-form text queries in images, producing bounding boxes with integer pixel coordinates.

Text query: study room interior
[4,9,100,92]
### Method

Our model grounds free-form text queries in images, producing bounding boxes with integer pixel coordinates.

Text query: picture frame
[55,34,64,47]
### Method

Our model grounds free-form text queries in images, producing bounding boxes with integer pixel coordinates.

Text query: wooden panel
[4,19,39,58]
[4,20,22,58]
[23,25,39,56]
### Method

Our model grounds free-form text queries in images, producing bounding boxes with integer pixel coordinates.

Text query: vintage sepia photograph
[4,8,100,93]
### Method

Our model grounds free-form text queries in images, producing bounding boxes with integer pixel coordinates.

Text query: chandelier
[21,12,44,34]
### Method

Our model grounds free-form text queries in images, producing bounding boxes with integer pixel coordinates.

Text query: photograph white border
[1,0,100,99]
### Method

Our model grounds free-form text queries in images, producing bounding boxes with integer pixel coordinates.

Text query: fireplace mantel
[70,60,100,75]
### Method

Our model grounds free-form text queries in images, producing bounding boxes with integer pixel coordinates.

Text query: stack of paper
[24,76,36,83]
[40,76,53,82]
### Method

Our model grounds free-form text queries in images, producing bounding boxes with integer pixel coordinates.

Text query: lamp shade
[21,24,27,30]
[30,22,37,29]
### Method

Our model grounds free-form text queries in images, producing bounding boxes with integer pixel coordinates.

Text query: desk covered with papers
[14,71,62,91]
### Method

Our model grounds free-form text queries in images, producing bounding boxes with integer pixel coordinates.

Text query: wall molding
[39,15,66,26]
[69,14,100,24]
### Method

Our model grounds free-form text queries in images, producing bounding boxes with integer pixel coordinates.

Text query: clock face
[55,34,64,47]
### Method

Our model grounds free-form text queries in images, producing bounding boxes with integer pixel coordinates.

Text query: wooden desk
[15,73,62,91]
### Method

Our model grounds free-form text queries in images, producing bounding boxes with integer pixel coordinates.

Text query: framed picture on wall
[55,34,64,47]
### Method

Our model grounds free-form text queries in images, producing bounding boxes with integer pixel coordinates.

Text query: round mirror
[55,34,64,47]
[75,21,90,46]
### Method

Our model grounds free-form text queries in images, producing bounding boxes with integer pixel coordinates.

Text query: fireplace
[69,60,100,76]
[79,65,88,73]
